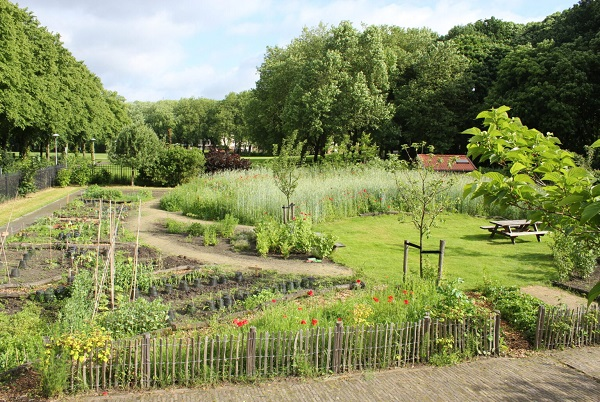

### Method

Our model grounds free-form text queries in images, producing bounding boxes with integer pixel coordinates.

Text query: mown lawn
[316,213,555,289]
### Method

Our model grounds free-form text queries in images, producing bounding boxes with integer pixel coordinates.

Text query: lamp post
[52,133,59,165]
[90,138,96,164]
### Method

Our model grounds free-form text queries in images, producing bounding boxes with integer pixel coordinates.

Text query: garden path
[521,285,594,310]
[122,198,352,277]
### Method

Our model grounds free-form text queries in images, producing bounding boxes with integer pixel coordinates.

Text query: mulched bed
[553,264,600,298]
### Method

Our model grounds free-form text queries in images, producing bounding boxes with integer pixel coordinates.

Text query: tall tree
[109,122,161,185]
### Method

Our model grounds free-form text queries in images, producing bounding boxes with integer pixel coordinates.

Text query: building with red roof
[416,154,476,172]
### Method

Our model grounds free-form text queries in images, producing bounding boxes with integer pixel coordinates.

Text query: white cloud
[14,0,576,101]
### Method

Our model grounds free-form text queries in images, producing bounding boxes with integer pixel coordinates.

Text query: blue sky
[15,0,577,102]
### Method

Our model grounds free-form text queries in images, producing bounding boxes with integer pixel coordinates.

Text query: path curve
[123,199,352,277]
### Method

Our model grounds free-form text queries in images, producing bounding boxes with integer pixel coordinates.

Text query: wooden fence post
[493,311,501,355]
[535,305,545,350]
[403,240,409,281]
[142,333,150,388]
[332,321,343,373]
[423,313,431,361]
[290,203,295,221]
[281,206,287,224]
[436,240,445,287]
[246,327,257,377]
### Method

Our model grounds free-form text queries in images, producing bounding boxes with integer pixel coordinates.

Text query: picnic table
[480,220,548,244]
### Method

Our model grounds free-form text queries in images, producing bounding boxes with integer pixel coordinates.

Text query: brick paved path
[68,346,600,402]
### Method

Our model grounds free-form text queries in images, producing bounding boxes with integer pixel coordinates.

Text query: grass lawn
[316,213,556,289]
[0,187,81,226]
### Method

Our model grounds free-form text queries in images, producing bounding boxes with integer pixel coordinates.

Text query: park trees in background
[0,1,129,158]
[109,122,161,186]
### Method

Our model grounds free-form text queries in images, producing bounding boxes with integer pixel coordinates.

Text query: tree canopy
[0,0,129,157]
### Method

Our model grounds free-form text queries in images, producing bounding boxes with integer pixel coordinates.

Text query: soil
[121,198,351,278]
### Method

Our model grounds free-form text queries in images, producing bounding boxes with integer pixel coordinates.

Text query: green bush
[55,168,71,187]
[481,284,545,342]
[165,218,187,234]
[216,214,238,238]
[139,145,205,187]
[550,232,598,280]
[83,185,123,200]
[67,156,92,185]
[253,216,338,259]
[97,298,170,338]
[203,224,218,246]
[0,302,46,372]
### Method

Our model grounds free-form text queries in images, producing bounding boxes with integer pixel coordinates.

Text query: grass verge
[0,187,81,226]
[315,213,555,289]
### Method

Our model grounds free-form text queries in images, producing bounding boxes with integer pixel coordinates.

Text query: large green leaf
[581,202,600,223]
[510,162,526,175]
[588,280,600,307]
[591,139,600,148]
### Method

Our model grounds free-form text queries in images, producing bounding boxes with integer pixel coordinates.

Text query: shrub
[98,298,170,338]
[550,232,598,280]
[67,156,92,185]
[216,214,238,238]
[203,224,218,246]
[55,168,71,187]
[204,147,251,173]
[139,145,205,187]
[481,284,545,342]
[83,185,123,200]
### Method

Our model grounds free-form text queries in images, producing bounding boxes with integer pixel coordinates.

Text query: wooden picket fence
[535,304,600,349]
[67,314,500,391]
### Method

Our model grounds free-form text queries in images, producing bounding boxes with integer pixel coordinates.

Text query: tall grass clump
[159,164,525,225]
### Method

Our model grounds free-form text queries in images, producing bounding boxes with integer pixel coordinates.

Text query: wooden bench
[506,231,548,244]
[480,225,496,231]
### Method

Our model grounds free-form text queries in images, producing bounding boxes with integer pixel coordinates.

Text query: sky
[14,0,577,102]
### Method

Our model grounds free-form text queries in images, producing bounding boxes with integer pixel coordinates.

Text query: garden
[0,110,599,399]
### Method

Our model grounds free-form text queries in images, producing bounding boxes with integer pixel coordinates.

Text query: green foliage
[430,280,484,320]
[65,155,92,186]
[55,168,71,187]
[271,132,304,206]
[139,145,205,187]
[388,143,456,278]
[254,215,337,259]
[114,258,155,294]
[57,270,94,333]
[82,185,123,200]
[481,284,544,342]
[165,218,188,234]
[0,302,46,372]
[216,213,238,238]
[463,107,599,281]
[109,122,162,185]
[38,353,70,398]
[550,232,598,280]
[16,157,40,195]
[203,224,218,246]
[98,298,170,338]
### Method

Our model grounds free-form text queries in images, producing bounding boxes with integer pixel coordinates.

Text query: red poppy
[311,318,318,326]
[404,299,409,305]
[300,320,307,325]
[373,297,379,302]
[337,317,342,322]
[298,307,303,310]
[387,295,394,303]
[271,299,277,303]
[307,290,314,296]
[283,315,288,318]
[402,290,408,295]
[356,279,361,283]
